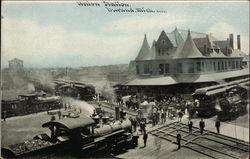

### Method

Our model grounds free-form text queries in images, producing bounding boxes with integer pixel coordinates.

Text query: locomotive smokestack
[237,35,241,50]
[229,33,234,49]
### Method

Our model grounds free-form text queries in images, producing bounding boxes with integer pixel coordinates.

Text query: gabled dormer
[155,30,173,57]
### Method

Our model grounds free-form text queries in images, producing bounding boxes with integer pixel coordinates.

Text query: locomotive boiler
[1,114,138,158]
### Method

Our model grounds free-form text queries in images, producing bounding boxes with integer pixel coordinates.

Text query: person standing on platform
[133,118,137,132]
[143,132,148,147]
[176,131,181,149]
[188,120,193,133]
[178,111,183,122]
[199,119,205,135]
[215,119,221,133]
[140,120,146,134]
[51,115,56,121]
[58,110,62,119]
[3,110,7,121]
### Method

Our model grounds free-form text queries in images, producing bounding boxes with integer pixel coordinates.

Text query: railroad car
[1,94,62,118]
[1,115,138,158]
[192,78,249,120]
[54,79,96,101]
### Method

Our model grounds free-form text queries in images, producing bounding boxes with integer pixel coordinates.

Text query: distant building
[107,71,128,83]
[8,58,24,74]
[122,28,249,98]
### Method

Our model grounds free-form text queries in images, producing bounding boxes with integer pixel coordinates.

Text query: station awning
[124,68,249,86]
[125,76,176,86]
[42,115,95,130]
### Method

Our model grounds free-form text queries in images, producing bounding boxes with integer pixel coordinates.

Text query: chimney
[229,34,234,49]
[237,35,241,50]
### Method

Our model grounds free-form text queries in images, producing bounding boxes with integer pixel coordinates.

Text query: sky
[1,1,249,68]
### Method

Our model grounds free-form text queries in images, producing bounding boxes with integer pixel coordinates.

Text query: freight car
[1,115,138,158]
[192,78,249,120]
[1,94,62,118]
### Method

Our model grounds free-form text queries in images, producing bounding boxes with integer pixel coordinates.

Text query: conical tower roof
[151,40,157,59]
[135,34,152,61]
[175,30,204,58]
[172,27,184,46]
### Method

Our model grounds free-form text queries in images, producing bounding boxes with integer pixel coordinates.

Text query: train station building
[122,28,249,98]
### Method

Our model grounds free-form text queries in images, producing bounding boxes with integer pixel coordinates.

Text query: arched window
[162,39,165,44]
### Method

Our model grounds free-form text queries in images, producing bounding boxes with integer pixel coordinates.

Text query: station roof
[124,68,249,86]
[125,76,176,86]
[174,30,205,58]
[42,114,95,130]
[134,28,246,61]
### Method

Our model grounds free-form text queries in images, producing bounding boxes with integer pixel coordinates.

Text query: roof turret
[175,30,204,58]
[135,34,152,61]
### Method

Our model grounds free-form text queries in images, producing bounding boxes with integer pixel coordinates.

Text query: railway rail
[149,122,249,159]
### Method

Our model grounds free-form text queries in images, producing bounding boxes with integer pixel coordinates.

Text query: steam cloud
[62,97,95,116]
[27,83,35,93]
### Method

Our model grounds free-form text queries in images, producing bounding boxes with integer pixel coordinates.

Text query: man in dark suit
[188,120,193,133]
[215,119,221,133]
[176,131,181,149]
[143,132,148,147]
[199,119,205,135]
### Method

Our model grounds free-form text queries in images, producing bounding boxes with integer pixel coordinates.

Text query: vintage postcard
[1,1,249,159]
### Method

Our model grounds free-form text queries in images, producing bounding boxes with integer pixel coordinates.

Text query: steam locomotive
[2,94,62,118]
[54,79,96,101]
[192,78,249,121]
[1,114,138,158]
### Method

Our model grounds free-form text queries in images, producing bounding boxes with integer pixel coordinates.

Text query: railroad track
[149,122,249,159]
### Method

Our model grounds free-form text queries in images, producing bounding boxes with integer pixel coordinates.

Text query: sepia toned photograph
[1,1,249,159]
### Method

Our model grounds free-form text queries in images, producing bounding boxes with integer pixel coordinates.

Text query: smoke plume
[62,97,95,116]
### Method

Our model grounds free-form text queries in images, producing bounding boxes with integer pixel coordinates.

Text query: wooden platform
[116,122,249,159]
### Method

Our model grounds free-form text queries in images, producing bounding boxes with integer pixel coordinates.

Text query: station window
[177,63,183,73]
[221,61,224,70]
[201,62,205,72]
[188,63,194,73]
[159,64,164,75]
[210,61,213,71]
[136,65,139,74]
[164,64,170,73]
[213,62,216,71]
[162,39,165,44]
[232,61,235,69]
[225,61,227,70]
[236,61,239,68]
[218,62,220,71]
[228,61,231,67]
[197,62,201,72]
[144,64,150,74]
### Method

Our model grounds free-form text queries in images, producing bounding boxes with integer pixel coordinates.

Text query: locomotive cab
[42,114,96,147]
